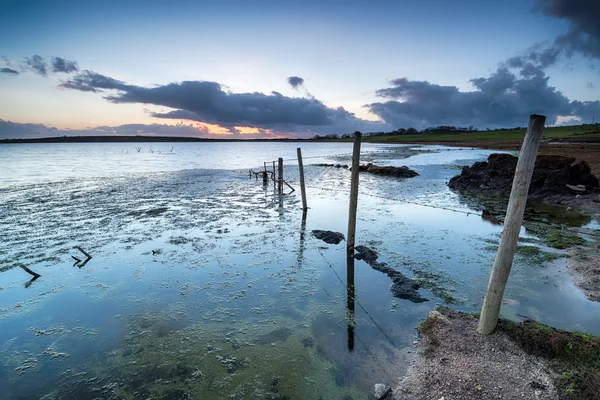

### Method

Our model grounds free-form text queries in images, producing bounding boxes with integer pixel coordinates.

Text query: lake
[1,141,598,399]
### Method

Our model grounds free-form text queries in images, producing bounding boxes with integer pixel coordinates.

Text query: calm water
[0,142,598,399]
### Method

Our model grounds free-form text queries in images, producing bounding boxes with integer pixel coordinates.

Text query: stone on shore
[356,163,419,178]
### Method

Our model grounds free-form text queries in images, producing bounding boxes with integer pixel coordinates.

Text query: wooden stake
[297,148,308,211]
[278,157,284,194]
[477,114,546,334]
[347,132,361,250]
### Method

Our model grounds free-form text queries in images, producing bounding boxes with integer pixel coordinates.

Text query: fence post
[477,114,546,334]
[278,158,284,194]
[347,131,362,250]
[272,161,276,190]
[297,148,308,211]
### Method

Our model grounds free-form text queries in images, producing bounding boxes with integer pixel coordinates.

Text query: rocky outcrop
[356,163,419,178]
[312,230,345,244]
[354,245,428,303]
[449,153,599,200]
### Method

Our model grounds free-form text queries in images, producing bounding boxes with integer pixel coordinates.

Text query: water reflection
[346,248,355,352]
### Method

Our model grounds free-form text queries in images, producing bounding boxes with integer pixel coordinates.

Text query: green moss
[515,245,541,257]
[497,319,600,399]
[543,230,586,249]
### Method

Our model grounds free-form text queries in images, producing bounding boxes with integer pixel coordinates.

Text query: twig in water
[73,247,92,268]
[20,264,41,279]
[75,247,92,259]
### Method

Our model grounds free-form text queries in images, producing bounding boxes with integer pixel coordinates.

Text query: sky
[0,0,599,139]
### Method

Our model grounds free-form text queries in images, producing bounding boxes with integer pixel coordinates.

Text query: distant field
[355,124,600,143]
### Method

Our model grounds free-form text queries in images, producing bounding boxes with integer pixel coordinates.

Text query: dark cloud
[287,76,304,89]
[63,73,333,128]
[367,68,600,129]
[536,0,600,59]
[64,70,131,91]
[1,67,19,75]
[58,81,100,92]
[23,55,47,76]
[0,119,58,139]
[501,1,599,78]
[52,57,79,73]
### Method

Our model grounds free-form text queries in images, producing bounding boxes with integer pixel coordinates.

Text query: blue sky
[0,0,598,138]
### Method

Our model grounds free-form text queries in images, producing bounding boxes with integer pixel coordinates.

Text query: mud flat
[393,308,600,400]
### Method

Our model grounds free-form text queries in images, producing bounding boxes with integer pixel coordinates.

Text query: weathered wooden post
[477,114,546,334]
[297,148,308,211]
[278,157,284,194]
[272,161,276,190]
[347,131,361,250]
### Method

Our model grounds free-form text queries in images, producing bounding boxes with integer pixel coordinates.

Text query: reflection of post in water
[297,210,307,268]
[346,248,355,351]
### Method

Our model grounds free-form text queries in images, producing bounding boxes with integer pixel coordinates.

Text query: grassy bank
[344,124,600,144]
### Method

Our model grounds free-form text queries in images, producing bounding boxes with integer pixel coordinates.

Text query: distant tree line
[310,125,529,140]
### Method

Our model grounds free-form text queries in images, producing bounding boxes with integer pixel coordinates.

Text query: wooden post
[477,114,546,334]
[272,161,276,190]
[297,148,308,211]
[278,157,283,194]
[347,132,361,250]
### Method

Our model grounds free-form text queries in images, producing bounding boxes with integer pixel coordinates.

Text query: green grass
[327,124,600,143]
[497,319,600,399]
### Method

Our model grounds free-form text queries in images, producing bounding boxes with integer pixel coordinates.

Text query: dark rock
[449,153,599,200]
[312,230,345,244]
[316,163,348,168]
[354,245,428,303]
[356,163,419,178]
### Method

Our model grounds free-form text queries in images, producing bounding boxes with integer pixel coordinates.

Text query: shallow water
[1,142,598,399]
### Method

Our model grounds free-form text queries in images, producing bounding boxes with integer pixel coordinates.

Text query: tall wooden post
[297,148,308,211]
[347,132,361,250]
[477,114,546,334]
[278,158,284,194]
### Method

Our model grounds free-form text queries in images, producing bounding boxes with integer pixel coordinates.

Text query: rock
[357,163,419,178]
[448,153,599,200]
[354,245,428,303]
[594,194,600,203]
[374,383,393,399]
[312,230,345,244]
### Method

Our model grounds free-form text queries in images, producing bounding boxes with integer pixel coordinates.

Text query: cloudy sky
[1,0,598,139]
